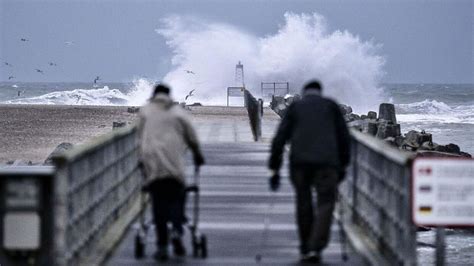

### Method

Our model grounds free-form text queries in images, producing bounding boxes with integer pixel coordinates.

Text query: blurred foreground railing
[244,90,263,141]
[339,129,417,265]
[53,126,143,265]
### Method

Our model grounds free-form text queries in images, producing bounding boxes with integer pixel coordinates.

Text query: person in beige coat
[138,84,205,261]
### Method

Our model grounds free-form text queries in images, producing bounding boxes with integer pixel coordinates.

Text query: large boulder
[403,130,432,148]
[113,121,127,129]
[44,142,74,165]
[366,121,379,136]
[339,104,353,115]
[445,143,461,154]
[367,111,377,120]
[378,103,397,124]
[419,141,438,151]
[376,122,401,139]
[270,96,287,118]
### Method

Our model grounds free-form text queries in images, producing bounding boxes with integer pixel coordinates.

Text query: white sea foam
[156,12,385,112]
[3,13,385,111]
[396,99,474,124]
[3,78,154,106]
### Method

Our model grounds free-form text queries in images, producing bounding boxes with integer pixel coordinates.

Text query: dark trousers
[290,166,339,254]
[148,178,186,248]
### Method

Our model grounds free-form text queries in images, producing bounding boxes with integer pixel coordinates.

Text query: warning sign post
[412,158,474,227]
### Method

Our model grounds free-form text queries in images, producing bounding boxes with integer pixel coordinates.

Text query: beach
[0,104,280,164]
[0,105,138,164]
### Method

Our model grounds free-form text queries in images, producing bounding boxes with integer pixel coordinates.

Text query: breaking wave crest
[3,13,385,112]
[156,12,385,112]
[3,78,155,106]
[396,99,474,124]
[396,99,452,114]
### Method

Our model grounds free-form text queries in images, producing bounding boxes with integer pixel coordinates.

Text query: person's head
[303,80,323,92]
[152,83,170,98]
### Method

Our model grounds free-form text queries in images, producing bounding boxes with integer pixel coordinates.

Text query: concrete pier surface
[105,107,366,265]
[106,142,366,265]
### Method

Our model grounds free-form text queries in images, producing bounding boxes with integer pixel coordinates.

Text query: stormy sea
[1,81,472,153]
[1,81,473,264]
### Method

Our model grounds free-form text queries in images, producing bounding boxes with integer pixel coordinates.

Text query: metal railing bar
[351,129,415,165]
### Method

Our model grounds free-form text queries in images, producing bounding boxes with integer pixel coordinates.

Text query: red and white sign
[412,158,474,227]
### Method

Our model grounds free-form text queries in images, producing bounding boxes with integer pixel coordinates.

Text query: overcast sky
[0,0,472,83]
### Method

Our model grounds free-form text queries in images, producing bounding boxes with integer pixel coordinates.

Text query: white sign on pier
[412,158,474,227]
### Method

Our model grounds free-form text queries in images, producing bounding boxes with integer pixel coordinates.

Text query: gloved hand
[194,152,205,167]
[269,172,280,192]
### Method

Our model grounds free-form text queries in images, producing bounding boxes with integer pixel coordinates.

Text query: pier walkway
[0,104,417,265]
[107,141,366,265]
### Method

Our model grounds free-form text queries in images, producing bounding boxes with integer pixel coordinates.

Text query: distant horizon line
[0,81,473,85]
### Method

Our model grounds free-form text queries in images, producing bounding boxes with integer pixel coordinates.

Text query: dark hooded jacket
[269,91,351,170]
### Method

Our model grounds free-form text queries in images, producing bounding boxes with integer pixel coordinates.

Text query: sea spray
[2,78,154,106]
[126,78,155,106]
[156,12,385,112]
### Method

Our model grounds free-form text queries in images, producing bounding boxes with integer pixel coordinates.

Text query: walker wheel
[200,235,208,258]
[192,237,199,258]
[134,233,145,259]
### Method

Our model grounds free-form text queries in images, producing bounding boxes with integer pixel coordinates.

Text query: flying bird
[8,76,14,80]
[35,69,44,74]
[93,76,100,84]
[4,62,12,67]
[48,62,57,66]
[185,89,195,101]
[184,70,195,75]
[64,41,74,46]
[20,38,29,42]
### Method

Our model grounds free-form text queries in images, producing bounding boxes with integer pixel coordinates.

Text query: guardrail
[339,129,417,265]
[244,90,263,141]
[53,126,143,265]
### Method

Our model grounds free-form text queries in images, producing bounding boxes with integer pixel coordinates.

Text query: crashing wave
[4,86,129,105]
[396,99,474,124]
[396,99,452,114]
[3,78,155,106]
[156,12,385,112]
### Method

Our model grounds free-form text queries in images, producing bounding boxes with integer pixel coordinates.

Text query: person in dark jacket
[268,80,351,263]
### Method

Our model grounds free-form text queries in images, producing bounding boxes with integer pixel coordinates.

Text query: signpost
[412,158,474,266]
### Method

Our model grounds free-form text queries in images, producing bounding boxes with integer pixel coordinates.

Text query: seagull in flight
[8,76,14,80]
[93,76,100,84]
[48,62,57,66]
[64,41,74,46]
[185,89,195,101]
[184,70,195,75]
[4,62,12,67]
[35,69,44,74]
[20,38,29,42]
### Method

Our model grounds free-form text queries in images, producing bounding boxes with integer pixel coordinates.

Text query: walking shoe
[300,251,321,264]
[172,237,186,256]
[154,247,169,262]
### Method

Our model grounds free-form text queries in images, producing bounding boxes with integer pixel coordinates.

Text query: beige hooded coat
[138,94,201,186]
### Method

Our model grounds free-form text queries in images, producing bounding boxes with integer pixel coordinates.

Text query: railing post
[351,139,358,222]
[53,162,68,266]
[339,129,417,265]
[435,227,445,266]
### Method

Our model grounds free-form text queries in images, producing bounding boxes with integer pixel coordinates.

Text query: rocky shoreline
[270,95,472,158]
